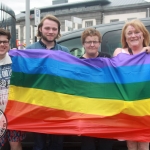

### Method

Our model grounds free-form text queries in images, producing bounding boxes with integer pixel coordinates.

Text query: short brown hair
[37,14,61,39]
[0,28,11,40]
[81,28,102,44]
[121,19,150,48]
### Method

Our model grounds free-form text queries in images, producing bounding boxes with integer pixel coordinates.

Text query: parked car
[2,18,150,150]
[57,17,150,57]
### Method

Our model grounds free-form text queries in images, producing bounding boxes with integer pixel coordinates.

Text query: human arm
[142,46,150,53]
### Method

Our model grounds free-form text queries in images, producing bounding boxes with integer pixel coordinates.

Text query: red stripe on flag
[5,100,150,141]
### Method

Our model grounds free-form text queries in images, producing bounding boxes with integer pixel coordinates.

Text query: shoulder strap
[128,48,133,55]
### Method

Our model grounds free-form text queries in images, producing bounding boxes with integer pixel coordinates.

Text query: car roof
[58,17,150,43]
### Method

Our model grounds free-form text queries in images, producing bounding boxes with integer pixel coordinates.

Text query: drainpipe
[147,8,149,17]
[25,0,30,47]
[101,12,104,24]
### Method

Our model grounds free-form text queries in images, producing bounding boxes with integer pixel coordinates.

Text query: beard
[41,33,57,43]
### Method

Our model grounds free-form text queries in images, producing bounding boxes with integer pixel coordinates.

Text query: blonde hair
[121,19,150,48]
[81,28,102,44]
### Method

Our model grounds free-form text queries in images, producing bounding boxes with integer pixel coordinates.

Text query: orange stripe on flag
[5,100,150,141]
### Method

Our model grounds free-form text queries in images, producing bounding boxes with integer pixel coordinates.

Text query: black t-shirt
[80,52,111,59]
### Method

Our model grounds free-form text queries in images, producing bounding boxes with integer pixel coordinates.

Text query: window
[101,30,122,56]
[82,19,96,28]
[78,24,82,29]
[68,27,73,31]
[146,26,150,33]
[101,26,150,56]
[58,37,84,57]
[127,18,137,21]
[61,23,65,31]
[110,19,119,23]
[85,21,93,27]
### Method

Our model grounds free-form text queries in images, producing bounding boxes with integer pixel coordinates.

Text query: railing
[0,2,16,48]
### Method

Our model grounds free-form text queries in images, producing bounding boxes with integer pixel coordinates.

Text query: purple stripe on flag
[9,49,150,68]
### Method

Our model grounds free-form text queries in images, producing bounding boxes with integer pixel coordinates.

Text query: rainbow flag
[5,49,150,141]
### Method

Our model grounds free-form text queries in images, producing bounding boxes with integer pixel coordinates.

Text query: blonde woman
[113,19,150,150]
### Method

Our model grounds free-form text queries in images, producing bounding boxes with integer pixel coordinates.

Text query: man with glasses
[80,28,114,150]
[0,28,26,150]
[80,28,111,59]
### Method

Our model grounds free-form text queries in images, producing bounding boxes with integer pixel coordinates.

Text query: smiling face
[125,25,144,49]
[83,36,100,58]
[39,19,59,43]
[0,35,9,59]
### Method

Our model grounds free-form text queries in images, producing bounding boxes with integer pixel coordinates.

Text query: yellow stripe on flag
[9,85,150,116]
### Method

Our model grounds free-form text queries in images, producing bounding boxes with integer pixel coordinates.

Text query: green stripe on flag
[11,72,150,101]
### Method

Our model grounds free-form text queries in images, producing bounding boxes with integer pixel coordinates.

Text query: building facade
[15,0,150,45]
[52,0,68,5]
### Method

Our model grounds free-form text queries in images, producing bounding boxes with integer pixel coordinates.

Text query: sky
[1,0,83,15]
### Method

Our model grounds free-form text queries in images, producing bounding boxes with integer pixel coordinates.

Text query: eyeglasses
[84,41,100,45]
[0,41,9,45]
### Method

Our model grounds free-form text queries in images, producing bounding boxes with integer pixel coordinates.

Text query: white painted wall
[104,12,146,23]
